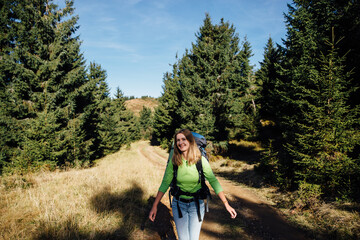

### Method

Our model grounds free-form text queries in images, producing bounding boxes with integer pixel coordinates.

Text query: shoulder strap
[172,164,178,186]
[169,163,178,205]
[195,159,205,185]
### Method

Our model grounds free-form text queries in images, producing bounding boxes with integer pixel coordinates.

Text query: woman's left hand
[225,204,237,219]
[218,191,237,219]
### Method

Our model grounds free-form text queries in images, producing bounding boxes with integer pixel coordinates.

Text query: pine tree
[228,37,255,139]
[261,0,336,189]
[86,62,116,156]
[0,0,99,172]
[139,106,152,139]
[255,37,286,148]
[152,105,173,148]
[256,37,283,121]
[7,111,65,172]
[288,32,359,197]
[151,62,181,147]
[153,14,253,148]
[112,88,141,148]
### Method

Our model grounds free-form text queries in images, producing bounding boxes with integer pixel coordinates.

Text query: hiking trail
[137,141,309,240]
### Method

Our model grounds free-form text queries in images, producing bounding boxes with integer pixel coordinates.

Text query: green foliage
[0,0,140,173]
[1,0,89,172]
[228,38,257,140]
[256,37,284,124]
[293,181,322,211]
[124,96,136,100]
[152,14,254,146]
[4,112,61,173]
[139,106,153,139]
[257,0,360,200]
[151,66,181,147]
[287,36,359,197]
[112,89,141,147]
[151,102,174,148]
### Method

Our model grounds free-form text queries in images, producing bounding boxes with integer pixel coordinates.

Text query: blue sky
[56,0,291,98]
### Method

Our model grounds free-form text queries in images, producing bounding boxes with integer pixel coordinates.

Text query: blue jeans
[172,198,205,240]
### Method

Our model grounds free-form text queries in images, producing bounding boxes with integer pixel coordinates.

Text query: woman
[149,129,237,240]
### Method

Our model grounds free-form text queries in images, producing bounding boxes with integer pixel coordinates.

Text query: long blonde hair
[172,129,201,166]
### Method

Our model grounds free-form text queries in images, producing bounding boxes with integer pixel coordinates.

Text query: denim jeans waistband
[175,197,194,203]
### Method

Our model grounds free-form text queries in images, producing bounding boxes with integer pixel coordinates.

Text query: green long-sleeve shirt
[158,156,223,198]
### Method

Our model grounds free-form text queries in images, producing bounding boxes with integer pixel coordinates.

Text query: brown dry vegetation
[0,141,169,240]
[125,98,159,116]
[0,140,359,240]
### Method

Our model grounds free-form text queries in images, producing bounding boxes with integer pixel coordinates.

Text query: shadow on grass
[32,182,176,240]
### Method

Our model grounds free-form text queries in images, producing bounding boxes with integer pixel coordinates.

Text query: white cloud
[99,17,117,23]
[83,40,135,53]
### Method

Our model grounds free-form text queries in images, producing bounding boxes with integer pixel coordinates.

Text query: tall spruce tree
[112,88,141,147]
[139,106,152,139]
[228,37,255,139]
[259,0,334,189]
[288,34,359,197]
[256,37,283,122]
[153,14,252,148]
[255,37,286,148]
[151,62,181,147]
[0,0,99,172]
[86,62,117,156]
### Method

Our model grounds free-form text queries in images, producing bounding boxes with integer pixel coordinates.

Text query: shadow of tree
[215,168,265,189]
[34,217,91,240]
[32,182,176,240]
[212,141,267,189]
[219,142,263,164]
[201,193,311,240]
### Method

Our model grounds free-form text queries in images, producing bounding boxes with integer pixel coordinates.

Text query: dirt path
[137,141,309,240]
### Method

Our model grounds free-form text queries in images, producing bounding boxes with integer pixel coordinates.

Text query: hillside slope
[125,98,159,116]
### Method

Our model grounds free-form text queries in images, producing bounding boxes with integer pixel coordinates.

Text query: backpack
[167,132,211,222]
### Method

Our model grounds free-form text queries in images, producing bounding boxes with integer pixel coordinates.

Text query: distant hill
[125,97,159,116]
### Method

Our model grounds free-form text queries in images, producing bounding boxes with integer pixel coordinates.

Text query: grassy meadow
[0,141,169,240]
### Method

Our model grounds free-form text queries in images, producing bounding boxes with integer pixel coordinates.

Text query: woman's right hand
[149,206,157,222]
[149,191,164,222]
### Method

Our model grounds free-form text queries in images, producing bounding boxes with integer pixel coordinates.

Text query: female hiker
[149,129,237,240]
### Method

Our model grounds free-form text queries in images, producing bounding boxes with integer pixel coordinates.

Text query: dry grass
[261,190,360,239]
[229,139,263,152]
[0,141,165,240]
[125,98,159,116]
[271,190,359,239]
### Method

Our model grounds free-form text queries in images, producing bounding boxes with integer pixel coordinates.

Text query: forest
[1,0,359,205]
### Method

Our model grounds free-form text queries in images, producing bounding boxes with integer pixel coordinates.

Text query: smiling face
[176,133,190,154]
